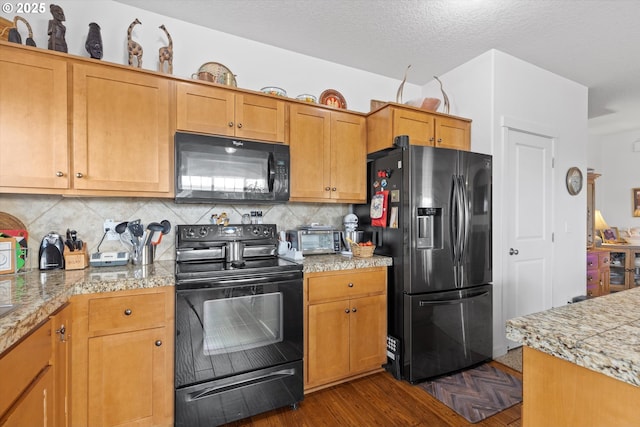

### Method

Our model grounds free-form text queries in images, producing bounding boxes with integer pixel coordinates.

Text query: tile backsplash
[1,194,349,269]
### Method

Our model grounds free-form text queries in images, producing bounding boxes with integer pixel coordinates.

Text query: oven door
[175,272,303,389]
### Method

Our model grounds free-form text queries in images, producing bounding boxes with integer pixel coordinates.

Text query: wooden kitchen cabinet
[71,63,172,196]
[71,286,174,427]
[587,250,610,297]
[0,44,69,193]
[0,42,173,197]
[602,244,640,292]
[51,304,71,427]
[0,318,53,426]
[1,367,54,427]
[176,81,287,143]
[304,267,387,392]
[289,104,366,203]
[367,103,471,153]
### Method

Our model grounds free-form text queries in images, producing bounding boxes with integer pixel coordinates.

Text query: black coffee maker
[39,232,65,270]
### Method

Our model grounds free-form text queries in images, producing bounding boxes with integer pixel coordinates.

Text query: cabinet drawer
[88,292,166,335]
[586,268,599,286]
[588,251,610,269]
[0,319,51,416]
[587,253,599,269]
[308,269,386,303]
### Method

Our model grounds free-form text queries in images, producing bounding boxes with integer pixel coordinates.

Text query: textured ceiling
[116,0,640,136]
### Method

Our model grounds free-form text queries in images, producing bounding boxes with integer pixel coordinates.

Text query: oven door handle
[187,368,297,401]
[177,271,301,285]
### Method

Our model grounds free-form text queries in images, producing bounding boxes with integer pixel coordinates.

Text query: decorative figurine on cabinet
[85,22,103,59]
[127,18,143,68]
[48,4,67,53]
[6,16,36,46]
[158,24,173,74]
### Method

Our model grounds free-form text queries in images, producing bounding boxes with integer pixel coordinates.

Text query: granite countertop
[298,253,393,273]
[0,254,392,355]
[506,287,640,387]
[0,261,175,354]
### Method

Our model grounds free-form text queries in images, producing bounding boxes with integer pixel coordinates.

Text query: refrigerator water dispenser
[416,207,441,249]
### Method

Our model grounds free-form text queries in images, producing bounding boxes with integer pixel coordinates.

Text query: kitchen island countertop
[506,287,640,387]
[1,254,392,354]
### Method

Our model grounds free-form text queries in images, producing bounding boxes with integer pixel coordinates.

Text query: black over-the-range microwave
[174,132,290,203]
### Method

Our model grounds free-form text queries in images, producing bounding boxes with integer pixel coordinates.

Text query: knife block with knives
[64,242,89,270]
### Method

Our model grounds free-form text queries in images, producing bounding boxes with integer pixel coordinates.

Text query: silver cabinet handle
[155,340,162,347]
[325,187,331,191]
[237,123,243,129]
[352,307,357,313]
[75,172,84,178]
[124,309,132,316]
[56,171,64,177]
[55,325,66,342]
[509,248,519,255]
[348,282,354,287]
[344,309,350,314]
[228,121,234,127]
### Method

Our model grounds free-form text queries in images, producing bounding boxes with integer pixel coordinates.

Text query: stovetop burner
[175,223,302,287]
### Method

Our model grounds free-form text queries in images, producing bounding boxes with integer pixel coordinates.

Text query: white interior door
[504,128,554,346]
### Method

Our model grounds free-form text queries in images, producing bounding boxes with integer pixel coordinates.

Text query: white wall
[422,50,588,356]
[1,0,421,112]
[588,130,640,230]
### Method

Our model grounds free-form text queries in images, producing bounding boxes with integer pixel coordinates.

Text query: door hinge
[552,232,555,242]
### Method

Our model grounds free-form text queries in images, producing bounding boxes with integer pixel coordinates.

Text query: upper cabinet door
[435,116,471,151]
[289,104,332,200]
[393,108,435,146]
[0,46,69,190]
[330,112,366,202]
[72,63,172,195]
[176,82,235,136]
[235,93,286,143]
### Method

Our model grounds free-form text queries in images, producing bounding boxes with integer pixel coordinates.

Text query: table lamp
[594,210,610,244]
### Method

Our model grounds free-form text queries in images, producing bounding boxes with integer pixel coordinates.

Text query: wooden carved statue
[127,19,143,68]
[85,22,103,59]
[48,4,67,53]
[158,24,173,74]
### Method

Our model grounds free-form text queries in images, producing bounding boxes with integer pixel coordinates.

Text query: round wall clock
[566,167,583,195]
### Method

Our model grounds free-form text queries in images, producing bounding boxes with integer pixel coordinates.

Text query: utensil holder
[142,245,155,265]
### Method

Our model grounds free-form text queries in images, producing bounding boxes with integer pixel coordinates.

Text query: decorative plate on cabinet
[320,89,347,109]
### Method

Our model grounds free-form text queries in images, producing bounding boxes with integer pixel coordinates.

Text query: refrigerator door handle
[449,176,460,263]
[418,290,490,307]
[458,175,469,262]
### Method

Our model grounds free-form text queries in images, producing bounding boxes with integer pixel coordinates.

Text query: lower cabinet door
[307,300,351,386]
[349,294,387,372]
[3,366,54,427]
[87,327,169,427]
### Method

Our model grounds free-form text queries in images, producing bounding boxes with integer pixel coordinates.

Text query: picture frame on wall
[633,188,640,217]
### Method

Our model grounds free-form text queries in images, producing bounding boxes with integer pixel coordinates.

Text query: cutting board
[0,212,26,230]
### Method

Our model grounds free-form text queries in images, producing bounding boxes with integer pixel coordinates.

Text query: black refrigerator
[354,136,493,383]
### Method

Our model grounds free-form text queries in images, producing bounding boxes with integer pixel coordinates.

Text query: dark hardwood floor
[227,361,522,427]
